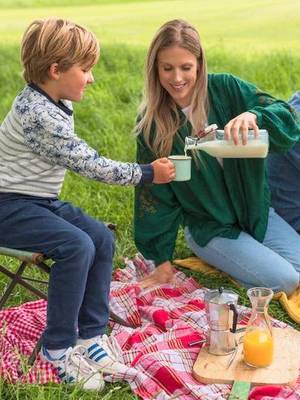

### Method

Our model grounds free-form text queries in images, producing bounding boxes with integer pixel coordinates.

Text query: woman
[134,19,300,294]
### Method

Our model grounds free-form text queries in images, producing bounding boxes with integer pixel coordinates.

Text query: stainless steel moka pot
[204,287,239,355]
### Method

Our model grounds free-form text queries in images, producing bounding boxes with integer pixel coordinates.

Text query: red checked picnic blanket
[0,254,300,399]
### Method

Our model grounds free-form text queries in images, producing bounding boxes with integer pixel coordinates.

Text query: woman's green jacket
[134,73,300,266]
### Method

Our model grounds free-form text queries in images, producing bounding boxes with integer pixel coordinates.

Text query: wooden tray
[193,327,300,386]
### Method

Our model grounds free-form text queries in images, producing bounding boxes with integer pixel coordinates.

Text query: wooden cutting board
[193,327,300,386]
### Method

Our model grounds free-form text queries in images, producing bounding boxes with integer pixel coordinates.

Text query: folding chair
[0,247,50,310]
[0,223,131,364]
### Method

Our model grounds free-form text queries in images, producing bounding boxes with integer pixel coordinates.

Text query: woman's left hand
[224,112,259,145]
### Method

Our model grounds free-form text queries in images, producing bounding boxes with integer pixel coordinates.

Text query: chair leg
[109,310,136,327]
[0,262,27,309]
[0,262,48,310]
[28,336,43,366]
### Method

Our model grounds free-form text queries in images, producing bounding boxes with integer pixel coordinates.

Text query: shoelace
[65,345,98,377]
[100,334,122,361]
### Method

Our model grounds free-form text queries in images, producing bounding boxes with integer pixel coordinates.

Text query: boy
[0,18,175,390]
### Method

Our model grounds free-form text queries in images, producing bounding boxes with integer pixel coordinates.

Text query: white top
[0,84,145,197]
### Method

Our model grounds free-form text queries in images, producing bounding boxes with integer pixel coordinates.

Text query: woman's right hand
[151,158,176,183]
[224,112,259,145]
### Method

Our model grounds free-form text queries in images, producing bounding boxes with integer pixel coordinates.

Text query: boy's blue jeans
[0,194,115,349]
[185,208,300,295]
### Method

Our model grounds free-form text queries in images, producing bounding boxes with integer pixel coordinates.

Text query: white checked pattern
[0,254,297,400]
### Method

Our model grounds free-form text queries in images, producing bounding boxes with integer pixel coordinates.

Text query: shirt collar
[29,83,73,116]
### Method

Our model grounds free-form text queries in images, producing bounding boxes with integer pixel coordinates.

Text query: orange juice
[243,329,273,367]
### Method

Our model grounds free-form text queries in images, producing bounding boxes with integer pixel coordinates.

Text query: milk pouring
[185,129,269,158]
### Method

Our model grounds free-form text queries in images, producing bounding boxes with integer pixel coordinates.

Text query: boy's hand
[151,158,176,183]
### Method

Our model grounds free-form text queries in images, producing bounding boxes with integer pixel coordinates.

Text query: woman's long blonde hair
[135,19,208,157]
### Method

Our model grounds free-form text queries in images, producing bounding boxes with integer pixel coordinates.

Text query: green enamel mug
[168,155,191,181]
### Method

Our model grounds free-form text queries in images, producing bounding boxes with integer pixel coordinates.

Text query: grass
[1,0,300,53]
[0,381,139,399]
[0,0,300,398]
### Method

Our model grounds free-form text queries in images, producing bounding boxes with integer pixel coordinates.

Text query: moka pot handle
[229,303,238,333]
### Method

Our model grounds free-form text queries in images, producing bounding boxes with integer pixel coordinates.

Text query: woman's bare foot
[138,261,176,289]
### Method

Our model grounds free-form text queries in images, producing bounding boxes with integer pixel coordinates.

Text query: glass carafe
[243,287,274,368]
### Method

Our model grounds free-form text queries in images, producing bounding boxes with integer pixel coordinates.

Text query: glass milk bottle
[243,287,274,368]
[184,129,269,158]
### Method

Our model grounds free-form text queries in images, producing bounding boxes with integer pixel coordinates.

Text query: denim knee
[279,270,299,295]
[93,223,115,260]
[76,232,96,262]
[54,230,96,269]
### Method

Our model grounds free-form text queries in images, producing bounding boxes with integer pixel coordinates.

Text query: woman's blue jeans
[0,194,115,349]
[185,208,300,295]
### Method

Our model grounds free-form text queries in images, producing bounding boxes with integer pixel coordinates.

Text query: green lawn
[0,0,300,398]
[1,0,300,53]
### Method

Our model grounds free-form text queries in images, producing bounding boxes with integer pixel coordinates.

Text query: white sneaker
[77,334,124,374]
[41,345,105,391]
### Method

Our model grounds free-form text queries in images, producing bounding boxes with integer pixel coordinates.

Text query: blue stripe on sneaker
[88,345,102,354]
[88,343,107,354]
[89,347,106,359]
[94,353,107,362]
[88,343,99,352]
